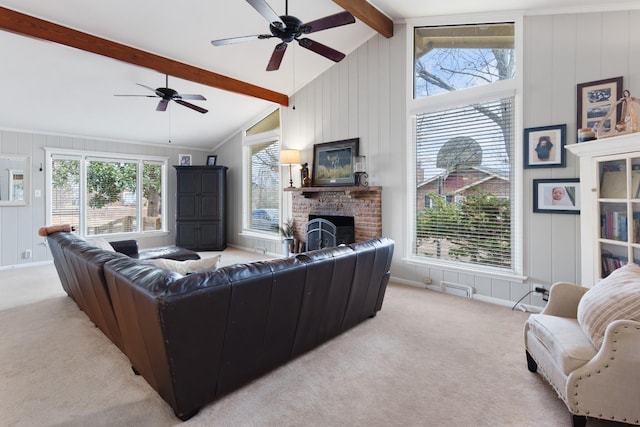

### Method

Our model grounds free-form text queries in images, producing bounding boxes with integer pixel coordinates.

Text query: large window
[47,149,166,236]
[244,110,281,234]
[414,23,515,99]
[411,21,520,273]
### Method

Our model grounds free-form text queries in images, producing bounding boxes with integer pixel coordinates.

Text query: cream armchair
[524,263,640,427]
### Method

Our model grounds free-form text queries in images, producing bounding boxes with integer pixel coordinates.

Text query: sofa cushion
[527,313,596,374]
[86,236,116,252]
[150,254,221,275]
[577,262,640,349]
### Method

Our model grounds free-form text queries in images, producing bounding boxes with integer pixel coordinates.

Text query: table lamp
[280,149,301,188]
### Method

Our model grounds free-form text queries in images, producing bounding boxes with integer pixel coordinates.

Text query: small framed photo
[577,76,623,131]
[523,124,566,168]
[312,138,359,186]
[206,155,217,166]
[178,154,192,166]
[533,178,580,214]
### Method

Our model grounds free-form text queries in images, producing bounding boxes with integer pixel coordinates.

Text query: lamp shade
[280,149,301,165]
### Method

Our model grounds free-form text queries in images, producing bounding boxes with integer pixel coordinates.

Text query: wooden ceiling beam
[333,0,393,39]
[0,6,289,106]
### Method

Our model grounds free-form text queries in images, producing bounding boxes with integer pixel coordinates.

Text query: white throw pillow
[577,262,640,349]
[86,237,115,252]
[150,255,221,275]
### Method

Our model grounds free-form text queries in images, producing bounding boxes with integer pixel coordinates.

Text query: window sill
[239,230,282,242]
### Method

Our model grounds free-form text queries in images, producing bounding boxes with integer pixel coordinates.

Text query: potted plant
[280,218,295,256]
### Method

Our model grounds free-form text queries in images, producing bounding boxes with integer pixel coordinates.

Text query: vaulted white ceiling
[0,0,636,150]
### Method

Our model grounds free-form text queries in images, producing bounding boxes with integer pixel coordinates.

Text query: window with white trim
[47,149,167,236]
[411,20,521,273]
[244,110,281,234]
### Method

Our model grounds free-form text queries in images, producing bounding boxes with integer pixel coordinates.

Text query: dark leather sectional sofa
[46,231,394,420]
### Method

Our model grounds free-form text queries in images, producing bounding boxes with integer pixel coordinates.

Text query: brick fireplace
[285,186,382,244]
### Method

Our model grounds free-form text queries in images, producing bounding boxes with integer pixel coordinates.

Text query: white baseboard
[389,275,542,313]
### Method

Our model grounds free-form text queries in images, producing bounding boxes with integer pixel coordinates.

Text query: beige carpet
[0,252,627,426]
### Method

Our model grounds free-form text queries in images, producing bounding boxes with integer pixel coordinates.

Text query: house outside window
[410,19,522,274]
[47,149,166,236]
[244,109,281,234]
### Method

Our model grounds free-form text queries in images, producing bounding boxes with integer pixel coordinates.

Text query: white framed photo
[178,154,192,166]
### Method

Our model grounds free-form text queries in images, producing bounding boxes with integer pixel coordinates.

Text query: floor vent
[442,281,473,298]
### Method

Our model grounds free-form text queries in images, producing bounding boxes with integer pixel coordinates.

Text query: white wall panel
[4,10,640,308]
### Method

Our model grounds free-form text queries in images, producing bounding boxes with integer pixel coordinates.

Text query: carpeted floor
[0,250,629,427]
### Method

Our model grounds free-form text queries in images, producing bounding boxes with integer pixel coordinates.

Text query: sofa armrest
[109,239,139,257]
[540,282,588,318]
[565,319,640,420]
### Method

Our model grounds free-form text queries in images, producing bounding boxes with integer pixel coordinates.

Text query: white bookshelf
[567,132,640,286]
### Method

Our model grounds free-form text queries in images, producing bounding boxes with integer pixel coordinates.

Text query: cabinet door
[199,169,221,220]
[176,169,198,220]
[176,221,198,249]
[199,221,223,250]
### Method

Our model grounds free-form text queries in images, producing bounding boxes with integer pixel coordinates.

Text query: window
[244,110,281,234]
[414,23,515,99]
[415,98,514,268]
[411,20,520,273]
[47,149,166,237]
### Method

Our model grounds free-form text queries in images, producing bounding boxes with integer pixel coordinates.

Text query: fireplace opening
[308,214,355,245]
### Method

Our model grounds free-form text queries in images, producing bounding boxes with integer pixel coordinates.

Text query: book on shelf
[601,211,628,241]
[632,167,640,198]
[601,253,628,278]
[600,169,627,198]
[634,212,640,243]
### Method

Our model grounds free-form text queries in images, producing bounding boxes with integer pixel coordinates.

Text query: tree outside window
[50,153,165,236]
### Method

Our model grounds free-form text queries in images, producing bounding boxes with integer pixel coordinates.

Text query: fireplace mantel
[285,186,381,198]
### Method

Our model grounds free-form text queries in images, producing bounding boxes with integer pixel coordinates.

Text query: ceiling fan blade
[114,94,157,98]
[246,0,286,29]
[178,94,207,101]
[156,99,169,111]
[302,11,355,34]
[174,99,208,114]
[136,83,164,98]
[266,42,287,71]
[211,34,273,46]
[297,38,346,62]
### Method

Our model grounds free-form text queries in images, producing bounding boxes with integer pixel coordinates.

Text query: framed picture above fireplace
[312,138,359,186]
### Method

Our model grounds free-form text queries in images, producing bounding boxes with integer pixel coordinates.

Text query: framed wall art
[312,138,359,186]
[577,76,623,131]
[523,124,566,168]
[533,178,580,214]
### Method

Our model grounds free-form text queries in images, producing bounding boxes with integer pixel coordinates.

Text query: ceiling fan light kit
[211,0,355,71]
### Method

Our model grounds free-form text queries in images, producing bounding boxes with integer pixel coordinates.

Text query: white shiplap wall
[3,10,640,308]
[226,10,640,308]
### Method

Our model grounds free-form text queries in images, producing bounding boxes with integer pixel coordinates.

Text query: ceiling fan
[115,74,208,114]
[211,0,355,71]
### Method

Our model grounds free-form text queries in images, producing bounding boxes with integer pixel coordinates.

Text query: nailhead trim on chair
[571,324,640,423]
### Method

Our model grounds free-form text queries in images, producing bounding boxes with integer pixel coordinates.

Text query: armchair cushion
[527,314,596,374]
[577,262,640,349]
